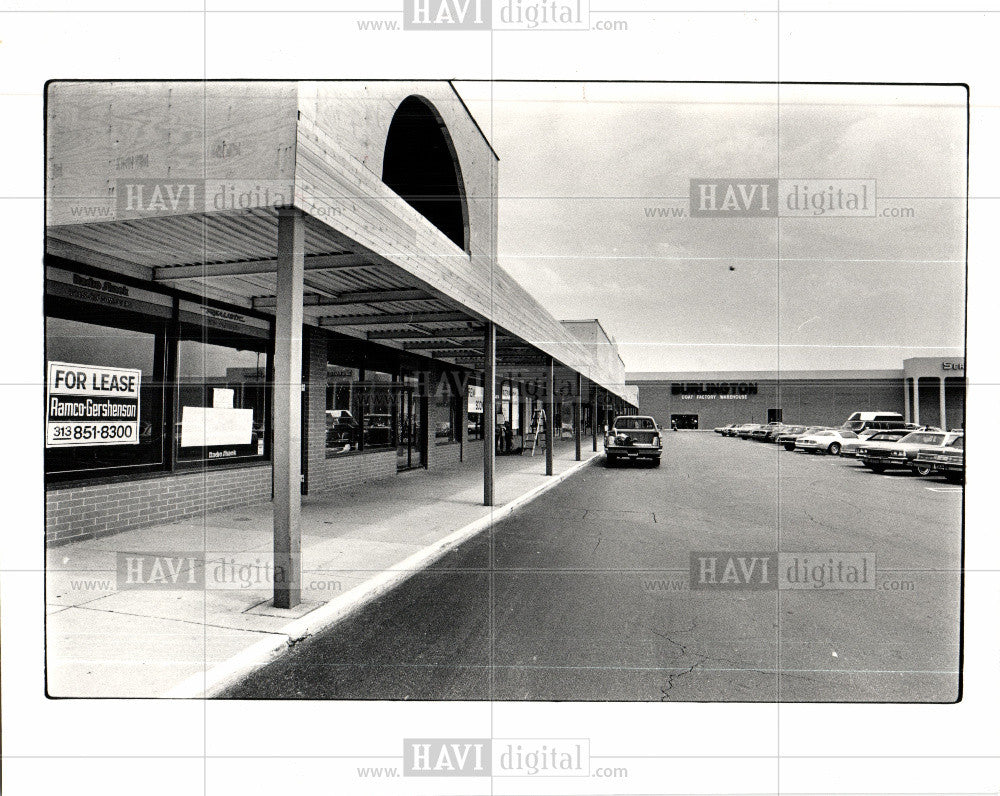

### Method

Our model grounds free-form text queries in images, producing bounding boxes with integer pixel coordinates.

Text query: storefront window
[434,384,460,446]
[326,365,361,453]
[175,336,268,464]
[359,373,396,451]
[397,374,420,470]
[46,315,166,475]
[467,383,484,440]
[326,365,397,455]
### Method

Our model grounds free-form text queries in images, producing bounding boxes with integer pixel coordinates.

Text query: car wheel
[606,455,616,467]
[912,464,933,477]
[783,443,795,451]
[828,442,841,456]
[652,458,661,467]
[945,472,963,484]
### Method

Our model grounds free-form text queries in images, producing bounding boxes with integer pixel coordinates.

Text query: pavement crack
[652,621,705,699]
[660,653,709,700]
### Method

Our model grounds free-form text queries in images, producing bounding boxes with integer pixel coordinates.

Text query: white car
[794,428,859,456]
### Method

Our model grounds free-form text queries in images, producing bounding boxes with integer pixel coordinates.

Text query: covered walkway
[45,81,636,613]
[46,439,597,697]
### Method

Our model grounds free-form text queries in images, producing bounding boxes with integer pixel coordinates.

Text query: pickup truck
[605,415,662,466]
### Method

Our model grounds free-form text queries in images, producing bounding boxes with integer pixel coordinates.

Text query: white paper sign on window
[180,406,254,447]
[467,384,484,414]
[212,388,234,409]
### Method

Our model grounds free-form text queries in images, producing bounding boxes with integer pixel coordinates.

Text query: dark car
[605,415,662,466]
[749,422,783,441]
[857,431,964,475]
[840,428,910,458]
[913,435,964,482]
[776,425,819,451]
[737,423,763,440]
[326,409,360,450]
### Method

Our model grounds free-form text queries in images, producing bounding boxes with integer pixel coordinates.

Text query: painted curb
[163,452,599,698]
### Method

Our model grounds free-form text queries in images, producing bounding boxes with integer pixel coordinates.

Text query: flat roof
[627,370,904,382]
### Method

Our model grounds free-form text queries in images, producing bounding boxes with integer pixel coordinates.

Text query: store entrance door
[670,413,699,430]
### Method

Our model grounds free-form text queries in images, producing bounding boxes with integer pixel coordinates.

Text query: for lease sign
[46,361,141,447]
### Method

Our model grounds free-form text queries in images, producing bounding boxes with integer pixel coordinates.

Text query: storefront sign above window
[46,267,173,318]
[178,299,270,337]
[672,382,758,400]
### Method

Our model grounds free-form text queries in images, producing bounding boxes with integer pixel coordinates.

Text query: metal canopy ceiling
[47,207,631,406]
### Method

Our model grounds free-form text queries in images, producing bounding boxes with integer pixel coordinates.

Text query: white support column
[912,377,920,426]
[483,322,496,506]
[939,377,947,430]
[545,358,555,476]
[591,386,598,452]
[273,207,304,609]
[575,372,582,461]
[903,378,911,424]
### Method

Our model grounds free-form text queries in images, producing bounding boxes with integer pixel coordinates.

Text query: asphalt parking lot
[223,432,962,702]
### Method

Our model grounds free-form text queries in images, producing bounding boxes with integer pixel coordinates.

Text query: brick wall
[319,450,397,491]
[628,379,906,429]
[305,327,327,495]
[425,396,450,471]
[46,464,273,546]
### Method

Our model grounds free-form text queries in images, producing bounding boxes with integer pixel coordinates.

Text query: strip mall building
[44,82,637,606]
[627,357,966,431]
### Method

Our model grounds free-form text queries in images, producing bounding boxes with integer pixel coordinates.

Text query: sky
[456,82,967,373]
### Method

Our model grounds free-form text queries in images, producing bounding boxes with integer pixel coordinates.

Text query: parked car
[764,423,790,442]
[714,424,735,435]
[363,413,393,447]
[737,423,762,439]
[841,411,906,434]
[605,415,662,466]
[749,422,783,441]
[840,428,910,458]
[723,424,743,437]
[857,430,964,475]
[777,425,823,451]
[794,428,859,455]
[913,435,964,482]
[326,409,359,449]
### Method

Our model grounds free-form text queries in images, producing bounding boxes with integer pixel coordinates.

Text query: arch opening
[382,96,470,252]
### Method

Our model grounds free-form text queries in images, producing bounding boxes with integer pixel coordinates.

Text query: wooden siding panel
[294,113,625,395]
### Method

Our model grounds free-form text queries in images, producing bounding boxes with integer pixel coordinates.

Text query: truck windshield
[615,417,656,430]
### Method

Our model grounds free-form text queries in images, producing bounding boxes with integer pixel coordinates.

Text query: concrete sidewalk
[46,441,598,697]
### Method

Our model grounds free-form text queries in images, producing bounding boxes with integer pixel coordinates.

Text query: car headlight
[652,434,660,446]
